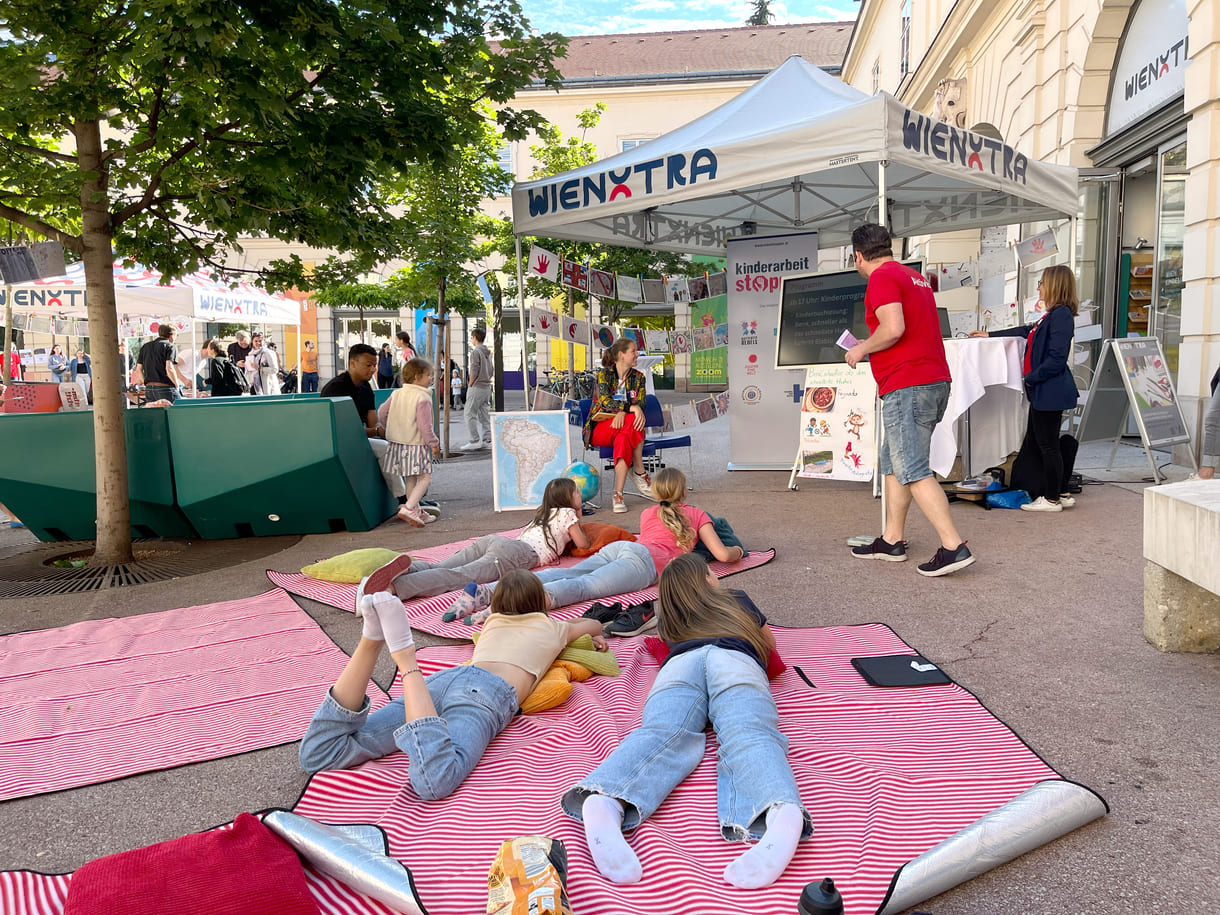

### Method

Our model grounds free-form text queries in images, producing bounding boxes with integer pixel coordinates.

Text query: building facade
[843,0,1217,450]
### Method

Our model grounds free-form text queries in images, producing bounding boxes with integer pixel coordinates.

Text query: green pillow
[301,548,404,584]
[470,631,620,677]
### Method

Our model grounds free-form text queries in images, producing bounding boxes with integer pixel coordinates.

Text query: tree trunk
[76,119,134,565]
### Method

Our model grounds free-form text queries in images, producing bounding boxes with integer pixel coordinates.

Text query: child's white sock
[369,592,414,653]
[723,804,804,889]
[582,794,641,884]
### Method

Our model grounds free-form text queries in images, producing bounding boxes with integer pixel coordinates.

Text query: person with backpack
[203,339,249,397]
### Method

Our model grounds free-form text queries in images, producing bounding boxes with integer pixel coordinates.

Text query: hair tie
[658,500,670,507]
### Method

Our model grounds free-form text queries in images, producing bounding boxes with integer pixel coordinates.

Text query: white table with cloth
[930,337,1026,478]
[636,354,665,396]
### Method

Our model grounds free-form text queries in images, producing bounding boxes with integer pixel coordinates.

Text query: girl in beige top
[300,570,606,801]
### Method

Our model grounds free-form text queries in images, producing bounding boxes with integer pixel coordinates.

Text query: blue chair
[643,394,694,488]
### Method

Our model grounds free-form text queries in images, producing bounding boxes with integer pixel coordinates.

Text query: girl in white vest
[385,358,441,527]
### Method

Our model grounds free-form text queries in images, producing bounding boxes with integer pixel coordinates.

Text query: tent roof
[511,56,1079,255]
[4,261,300,324]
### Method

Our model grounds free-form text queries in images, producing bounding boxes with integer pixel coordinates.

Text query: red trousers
[591,418,644,466]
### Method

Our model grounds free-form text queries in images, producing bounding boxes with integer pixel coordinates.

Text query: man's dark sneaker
[582,601,624,624]
[917,542,975,577]
[604,602,658,637]
[851,536,907,561]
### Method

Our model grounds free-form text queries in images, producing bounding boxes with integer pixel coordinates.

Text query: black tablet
[851,654,952,687]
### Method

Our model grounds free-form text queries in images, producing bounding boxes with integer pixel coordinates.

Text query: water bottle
[798,877,844,915]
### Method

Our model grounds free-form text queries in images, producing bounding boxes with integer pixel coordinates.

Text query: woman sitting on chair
[584,337,652,513]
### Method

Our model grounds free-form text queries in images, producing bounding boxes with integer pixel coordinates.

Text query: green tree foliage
[0,0,564,562]
[746,0,775,26]
[501,105,691,327]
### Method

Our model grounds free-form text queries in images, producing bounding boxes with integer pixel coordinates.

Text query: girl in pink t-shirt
[462,468,744,624]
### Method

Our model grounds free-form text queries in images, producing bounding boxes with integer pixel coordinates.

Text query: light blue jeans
[561,645,812,841]
[394,536,538,601]
[879,381,950,485]
[531,540,656,608]
[298,665,517,801]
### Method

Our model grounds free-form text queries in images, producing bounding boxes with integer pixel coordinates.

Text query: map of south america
[498,418,563,503]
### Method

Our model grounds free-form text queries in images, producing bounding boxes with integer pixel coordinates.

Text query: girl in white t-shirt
[354,476,590,620]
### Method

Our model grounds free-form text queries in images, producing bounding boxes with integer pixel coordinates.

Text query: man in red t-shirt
[844,223,974,577]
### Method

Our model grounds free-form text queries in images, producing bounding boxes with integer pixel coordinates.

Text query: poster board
[796,364,876,481]
[1076,338,1194,480]
[1078,338,1190,447]
[776,262,923,369]
[726,232,820,471]
[489,410,572,512]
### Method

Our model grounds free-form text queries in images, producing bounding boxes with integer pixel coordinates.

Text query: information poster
[689,293,727,385]
[1117,337,1188,445]
[726,232,819,470]
[797,364,876,481]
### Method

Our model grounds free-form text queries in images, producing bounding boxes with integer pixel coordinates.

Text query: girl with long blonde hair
[562,553,810,888]
[462,468,744,633]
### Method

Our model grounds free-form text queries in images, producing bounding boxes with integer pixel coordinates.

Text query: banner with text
[726,231,819,470]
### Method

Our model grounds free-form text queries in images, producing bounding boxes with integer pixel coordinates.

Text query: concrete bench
[1144,481,1220,652]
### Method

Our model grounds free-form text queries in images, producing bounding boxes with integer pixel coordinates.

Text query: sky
[520,0,859,37]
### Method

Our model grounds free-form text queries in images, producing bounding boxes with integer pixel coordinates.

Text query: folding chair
[578,397,658,502]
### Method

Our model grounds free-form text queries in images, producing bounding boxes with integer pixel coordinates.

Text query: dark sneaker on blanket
[851,536,907,561]
[582,601,625,624]
[917,542,975,577]
[605,602,658,636]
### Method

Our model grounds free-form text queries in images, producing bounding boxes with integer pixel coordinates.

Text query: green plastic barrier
[0,409,198,542]
[165,396,396,538]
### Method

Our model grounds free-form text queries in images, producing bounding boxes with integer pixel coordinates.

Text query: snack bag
[486,836,573,915]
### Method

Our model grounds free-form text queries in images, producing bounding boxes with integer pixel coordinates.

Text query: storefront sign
[1106,0,1189,137]
[0,286,87,311]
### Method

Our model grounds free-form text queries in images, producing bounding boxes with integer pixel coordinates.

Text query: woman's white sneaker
[1020,496,1063,512]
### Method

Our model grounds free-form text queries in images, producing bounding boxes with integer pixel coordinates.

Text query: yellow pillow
[469,631,621,678]
[301,548,404,584]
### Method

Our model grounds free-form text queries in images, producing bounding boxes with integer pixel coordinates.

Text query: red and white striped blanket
[0,588,389,802]
[1,624,1078,915]
[268,535,775,640]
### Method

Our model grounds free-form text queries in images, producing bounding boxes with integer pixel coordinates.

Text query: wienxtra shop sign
[0,287,86,309]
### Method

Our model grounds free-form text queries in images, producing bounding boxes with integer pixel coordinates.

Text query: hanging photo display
[530,307,561,338]
[797,363,876,482]
[665,276,690,302]
[561,316,591,346]
[688,275,710,301]
[644,329,671,354]
[707,271,727,297]
[594,324,615,347]
[615,275,642,303]
[561,258,589,293]
[670,330,692,354]
[693,396,717,423]
[670,402,699,430]
[527,244,560,282]
[641,278,666,304]
[622,327,646,352]
[589,269,615,298]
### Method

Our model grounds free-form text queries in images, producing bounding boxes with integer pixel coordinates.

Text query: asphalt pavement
[1,392,1217,914]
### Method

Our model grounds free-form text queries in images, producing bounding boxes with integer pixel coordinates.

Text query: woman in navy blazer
[971,265,1079,511]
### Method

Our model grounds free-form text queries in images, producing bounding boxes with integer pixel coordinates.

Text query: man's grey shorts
[879,381,950,485]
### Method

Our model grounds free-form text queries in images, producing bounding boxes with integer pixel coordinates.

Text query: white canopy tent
[511,55,1079,254]
[2,261,301,393]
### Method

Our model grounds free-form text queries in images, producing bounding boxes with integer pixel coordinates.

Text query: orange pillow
[570,522,636,558]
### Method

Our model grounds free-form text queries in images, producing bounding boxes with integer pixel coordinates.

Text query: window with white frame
[871,60,880,95]
[900,0,911,78]
[496,141,514,176]
[620,137,652,152]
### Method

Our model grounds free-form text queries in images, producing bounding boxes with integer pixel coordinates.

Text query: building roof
[527,21,855,88]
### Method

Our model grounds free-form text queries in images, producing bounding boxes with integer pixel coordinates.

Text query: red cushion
[642,636,786,679]
[65,813,320,915]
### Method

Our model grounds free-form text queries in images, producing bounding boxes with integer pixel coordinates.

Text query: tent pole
[1068,217,1077,273]
[876,161,887,531]
[515,236,529,411]
[877,161,888,230]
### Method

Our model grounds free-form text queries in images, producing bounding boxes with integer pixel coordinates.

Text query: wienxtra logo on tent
[901,112,1028,185]
[527,149,718,217]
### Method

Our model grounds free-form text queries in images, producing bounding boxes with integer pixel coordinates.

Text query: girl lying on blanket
[300,569,607,799]
[562,553,811,888]
[354,477,589,619]
[453,467,745,630]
